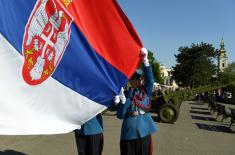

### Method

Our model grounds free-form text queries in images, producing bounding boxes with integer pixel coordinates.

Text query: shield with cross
[22,0,73,85]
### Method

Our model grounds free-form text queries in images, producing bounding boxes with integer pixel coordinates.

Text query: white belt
[132,110,145,116]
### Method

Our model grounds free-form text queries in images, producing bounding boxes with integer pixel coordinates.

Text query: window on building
[170,79,173,86]
[168,71,171,77]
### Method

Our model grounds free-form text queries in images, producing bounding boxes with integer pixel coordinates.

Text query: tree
[172,43,217,88]
[147,50,163,84]
[218,62,235,98]
[217,62,235,84]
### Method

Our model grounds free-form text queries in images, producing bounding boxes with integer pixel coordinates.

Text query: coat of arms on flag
[22,0,73,85]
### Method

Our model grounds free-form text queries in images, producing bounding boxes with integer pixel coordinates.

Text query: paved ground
[0,101,234,155]
[155,101,235,155]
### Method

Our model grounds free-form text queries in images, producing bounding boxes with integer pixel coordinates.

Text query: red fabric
[67,0,143,78]
[150,135,153,155]
[133,88,152,111]
[99,134,104,155]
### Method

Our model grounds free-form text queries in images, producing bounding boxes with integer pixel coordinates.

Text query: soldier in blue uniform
[74,114,103,155]
[114,48,157,155]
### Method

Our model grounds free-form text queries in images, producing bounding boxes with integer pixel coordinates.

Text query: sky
[117,0,235,68]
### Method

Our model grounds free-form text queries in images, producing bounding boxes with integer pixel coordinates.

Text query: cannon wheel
[158,103,179,123]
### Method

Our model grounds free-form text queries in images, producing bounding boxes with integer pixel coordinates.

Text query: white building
[218,37,228,72]
[160,65,178,90]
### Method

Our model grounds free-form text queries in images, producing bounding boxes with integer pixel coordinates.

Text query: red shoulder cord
[132,87,152,111]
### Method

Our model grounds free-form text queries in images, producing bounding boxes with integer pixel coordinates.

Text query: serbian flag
[0,0,143,135]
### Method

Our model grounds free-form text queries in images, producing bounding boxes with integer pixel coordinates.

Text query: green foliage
[226,83,235,99]
[148,50,163,84]
[217,62,235,84]
[172,42,217,88]
[164,83,228,105]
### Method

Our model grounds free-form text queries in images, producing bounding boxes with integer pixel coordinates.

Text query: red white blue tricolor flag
[0,0,143,135]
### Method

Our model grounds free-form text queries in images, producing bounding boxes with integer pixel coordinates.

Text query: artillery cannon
[150,83,235,124]
[150,90,182,124]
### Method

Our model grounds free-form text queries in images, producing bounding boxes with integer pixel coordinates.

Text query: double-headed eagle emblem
[22,0,73,85]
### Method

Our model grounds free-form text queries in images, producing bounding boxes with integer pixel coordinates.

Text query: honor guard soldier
[114,48,157,155]
[74,114,103,155]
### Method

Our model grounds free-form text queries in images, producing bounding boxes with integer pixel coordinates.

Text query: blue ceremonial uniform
[116,66,158,140]
[75,114,103,135]
[74,114,103,155]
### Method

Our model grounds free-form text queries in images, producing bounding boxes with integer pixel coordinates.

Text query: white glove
[119,87,126,104]
[113,95,120,105]
[140,47,149,66]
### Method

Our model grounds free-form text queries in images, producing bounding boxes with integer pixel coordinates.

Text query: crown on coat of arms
[62,0,72,7]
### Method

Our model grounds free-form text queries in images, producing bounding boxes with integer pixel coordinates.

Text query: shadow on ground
[0,150,27,155]
[195,123,235,134]
[189,102,235,134]
[191,115,217,122]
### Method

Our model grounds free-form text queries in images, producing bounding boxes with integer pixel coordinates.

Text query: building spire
[218,36,228,72]
[219,36,226,54]
[221,36,224,46]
